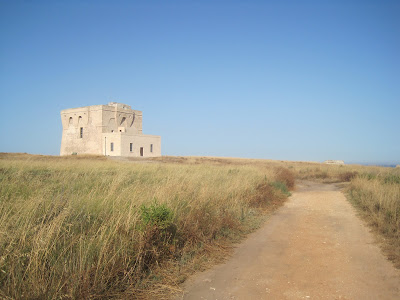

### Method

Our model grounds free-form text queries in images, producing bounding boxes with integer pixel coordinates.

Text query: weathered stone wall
[60,106,103,155]
[120,134,161,157]
[101,103,142,135]
[102,133,122,156]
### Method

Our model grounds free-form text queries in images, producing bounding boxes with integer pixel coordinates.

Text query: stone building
[60,102,161,157]
[323,160,345,165]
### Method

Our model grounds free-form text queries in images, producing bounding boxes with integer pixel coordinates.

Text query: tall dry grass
[0,153,292,299]
[347,171,400,267]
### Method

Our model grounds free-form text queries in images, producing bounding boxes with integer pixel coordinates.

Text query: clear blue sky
[1,0,399,164]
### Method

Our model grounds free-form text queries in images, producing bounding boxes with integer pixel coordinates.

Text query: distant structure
[324,160,345,165]
[60,102,161,157]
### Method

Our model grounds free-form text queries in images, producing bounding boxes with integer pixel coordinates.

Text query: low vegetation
[347,172,400,268]
[1,153,399,299]
[0,153,293,299]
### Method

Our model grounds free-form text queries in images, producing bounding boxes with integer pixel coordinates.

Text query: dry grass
[0,153,293,299]
[347,172,400,268]
[2,152,398,299]
[275,167,296,190]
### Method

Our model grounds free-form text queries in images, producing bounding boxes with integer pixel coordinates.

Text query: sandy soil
[177,181,400,300]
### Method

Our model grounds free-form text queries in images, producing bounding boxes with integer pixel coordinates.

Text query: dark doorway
[140,147,144,156]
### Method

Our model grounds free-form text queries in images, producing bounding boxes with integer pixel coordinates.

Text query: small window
[150,144,153,153]
[110,142,114,152]
[80,127,83,138]
[130,143,133,152]
[69,117,73,126]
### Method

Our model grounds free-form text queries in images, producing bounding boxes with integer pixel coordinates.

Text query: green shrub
[271,181,291,196]
[138,201,178,271]
[140,201,174,230]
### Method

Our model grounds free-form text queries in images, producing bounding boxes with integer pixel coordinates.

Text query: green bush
[138,201,178,271]
[140,201,174,230]
[271,181,291,196]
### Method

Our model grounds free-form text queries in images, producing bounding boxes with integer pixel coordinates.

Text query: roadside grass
[346,172,400,268]
[292,163,378,183]
[0,153,294,299]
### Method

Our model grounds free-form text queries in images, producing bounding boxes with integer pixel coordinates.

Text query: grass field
[0,153,294,299]
[1,153,399,299]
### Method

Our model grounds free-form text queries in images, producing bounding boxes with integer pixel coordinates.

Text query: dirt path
[178,181,400,299]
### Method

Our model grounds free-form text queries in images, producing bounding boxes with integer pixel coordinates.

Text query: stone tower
[60,102,161,157]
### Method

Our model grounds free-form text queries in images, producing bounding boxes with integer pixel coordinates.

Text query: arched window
[78,116,82,124]
[68,117,73,126]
